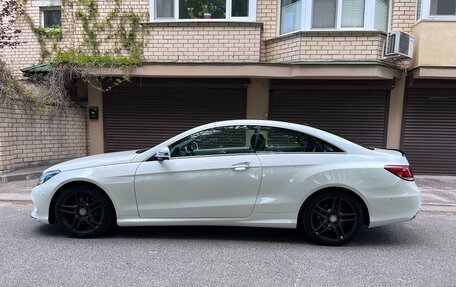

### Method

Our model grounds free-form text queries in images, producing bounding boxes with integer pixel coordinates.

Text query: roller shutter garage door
[103,78,247,152]
[269,80,392,148]
[402,81,456,175]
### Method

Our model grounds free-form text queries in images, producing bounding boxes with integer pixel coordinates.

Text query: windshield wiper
[136,148,149,154]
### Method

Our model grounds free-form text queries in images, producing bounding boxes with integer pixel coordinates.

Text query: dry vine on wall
[1,0,146,116]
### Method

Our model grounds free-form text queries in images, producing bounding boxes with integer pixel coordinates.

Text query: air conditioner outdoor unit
[384,31,414,59]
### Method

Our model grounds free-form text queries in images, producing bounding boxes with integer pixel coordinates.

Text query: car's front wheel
[303,191,363,246]
[55,184,113,238]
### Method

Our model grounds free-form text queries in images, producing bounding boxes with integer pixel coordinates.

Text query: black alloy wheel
[55,185,113,238]
[303,191,363,246]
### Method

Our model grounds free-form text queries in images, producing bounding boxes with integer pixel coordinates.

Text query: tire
[303,191,363,246]
[54,184,114,238]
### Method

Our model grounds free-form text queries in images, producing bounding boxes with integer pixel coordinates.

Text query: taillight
[384,165,414,181]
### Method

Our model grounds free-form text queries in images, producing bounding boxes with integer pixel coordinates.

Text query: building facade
[1,0,455,174]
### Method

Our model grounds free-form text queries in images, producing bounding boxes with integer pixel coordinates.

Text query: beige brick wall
[1,0,420,72]
[0,103,88,173]
[143,22,262,62]
[264,32,386,63]
[257,0,277,40]
[391,0,417,33]
[256,0,278,62]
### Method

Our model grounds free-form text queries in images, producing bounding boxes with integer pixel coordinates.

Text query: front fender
[31,163,141,224]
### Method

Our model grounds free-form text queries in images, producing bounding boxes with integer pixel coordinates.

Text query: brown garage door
[103,78,247,152]
[269,80,392,148]
[402,81,456,175]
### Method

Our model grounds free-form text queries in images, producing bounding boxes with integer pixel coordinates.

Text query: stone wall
[0,103,88,173]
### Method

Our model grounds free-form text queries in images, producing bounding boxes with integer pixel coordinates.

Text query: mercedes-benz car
[31,120,420,245]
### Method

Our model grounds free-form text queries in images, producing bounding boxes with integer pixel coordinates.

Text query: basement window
[42,7,61,28]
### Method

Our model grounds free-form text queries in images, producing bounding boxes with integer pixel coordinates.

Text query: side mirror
[154,146,170,161]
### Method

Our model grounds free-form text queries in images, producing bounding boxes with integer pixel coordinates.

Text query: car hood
[44,150,139,173]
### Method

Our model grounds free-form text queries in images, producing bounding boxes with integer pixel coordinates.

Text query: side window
[257,127,343,153]
[169,125,257,158]
[312,137,344,152]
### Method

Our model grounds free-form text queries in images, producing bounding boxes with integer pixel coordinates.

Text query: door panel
[135,155,262,218]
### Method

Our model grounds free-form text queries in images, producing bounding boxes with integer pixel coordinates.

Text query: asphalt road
[0,202,455,286]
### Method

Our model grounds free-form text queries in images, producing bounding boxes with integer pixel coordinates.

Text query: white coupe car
[31,120,420,245]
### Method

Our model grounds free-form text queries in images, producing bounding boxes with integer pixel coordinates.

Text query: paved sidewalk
[415,175,456,213]
[0,166,455,213]
[0,165,50,183]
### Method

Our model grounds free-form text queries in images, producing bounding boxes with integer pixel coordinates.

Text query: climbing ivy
[64,0,144,64]
[20,4,62,62]
[8,0,146,115]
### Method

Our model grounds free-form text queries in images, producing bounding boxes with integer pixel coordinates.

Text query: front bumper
[30,184,52,224]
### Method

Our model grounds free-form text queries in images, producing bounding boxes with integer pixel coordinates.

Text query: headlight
[38,170,61,185]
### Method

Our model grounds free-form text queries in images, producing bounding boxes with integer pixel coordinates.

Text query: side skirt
[116,213,298,229]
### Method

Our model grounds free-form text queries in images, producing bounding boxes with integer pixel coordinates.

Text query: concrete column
[87,78,104,155]
[246,79,269,120]
[386,76,406,149]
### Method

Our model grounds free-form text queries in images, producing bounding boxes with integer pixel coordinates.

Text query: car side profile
[31,120,421,245]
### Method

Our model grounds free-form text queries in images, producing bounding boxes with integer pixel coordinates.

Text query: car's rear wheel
[303,191,363,246]
[55,185,113,238]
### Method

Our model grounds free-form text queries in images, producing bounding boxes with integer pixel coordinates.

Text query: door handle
[231,163,251,171]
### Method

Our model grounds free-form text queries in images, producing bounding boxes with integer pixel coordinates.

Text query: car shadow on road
[35,223,420,247]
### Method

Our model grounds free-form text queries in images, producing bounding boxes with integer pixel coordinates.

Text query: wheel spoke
[60,204,77,215]
[333,225,341,238]
[75,191,81,205]
[313,221,326,233]
[337,223,345,237]
[312,209,327,218]
[69,216,79,230]
[314,205,330,215]
[88,200,100,208]
[84,217,96,228]
[74,217,83,231]
[331,197,338,211]
[91,205,102,213]
[91,216,101,226]
[316,225,330,235]
[339,213,357,222]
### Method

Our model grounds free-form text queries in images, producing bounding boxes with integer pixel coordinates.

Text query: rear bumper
[367,180,421,228]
